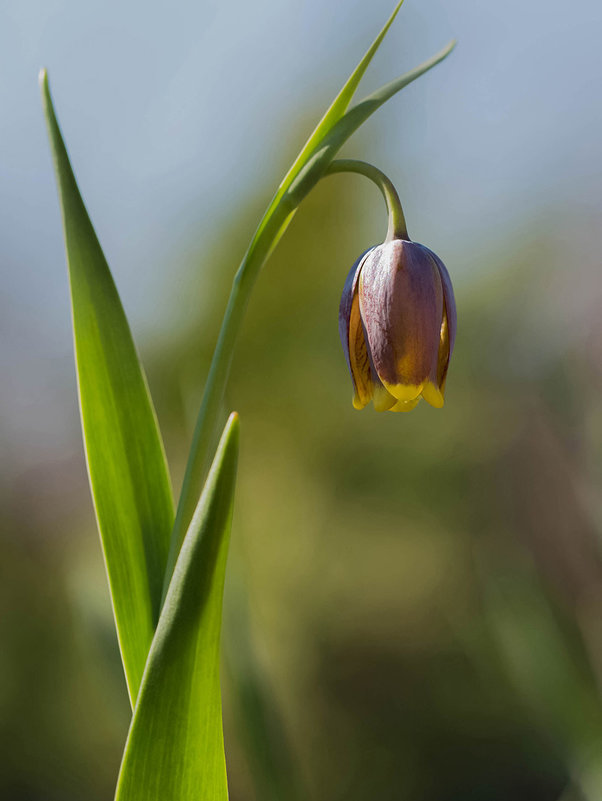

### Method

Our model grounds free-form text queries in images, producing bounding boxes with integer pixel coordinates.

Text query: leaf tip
[225,411,240,440]
[392,0,405,19]
[39,68,51,107]
[439,39,457,62]
[39,68,53,119]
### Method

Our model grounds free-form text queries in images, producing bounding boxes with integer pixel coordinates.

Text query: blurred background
[2,0,602,799]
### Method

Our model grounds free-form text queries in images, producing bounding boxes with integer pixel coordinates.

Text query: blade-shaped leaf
[318,0,405,124]
[40,70,174,705]
[251,0,406,247]
[329,39,457,150]
[165,2,421,568]
[285,40,457,205]
[252,41,456,302]
[115,413,240,801]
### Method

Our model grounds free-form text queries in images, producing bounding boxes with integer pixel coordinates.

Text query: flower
[339,237,456,412]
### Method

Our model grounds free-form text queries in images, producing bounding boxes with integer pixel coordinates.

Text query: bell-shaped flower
[339,237,456,412]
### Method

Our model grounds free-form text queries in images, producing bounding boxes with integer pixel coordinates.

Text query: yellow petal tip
[422,382,445,408]
[352,393,367,410]
[382,380,424,402]
[372,385,397,412]
[389,397,421,413]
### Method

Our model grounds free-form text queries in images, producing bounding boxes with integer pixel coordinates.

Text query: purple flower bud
[339,238,456,412]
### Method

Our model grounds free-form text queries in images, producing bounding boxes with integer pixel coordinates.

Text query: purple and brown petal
[358,239,443,402]
[339,249,375,408]
[425,248,456,393]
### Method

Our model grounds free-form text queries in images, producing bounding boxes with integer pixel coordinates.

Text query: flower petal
[359,240,443,393]
[339,248,375,409]
[436,305,451,393]
[372,384,397,412]
[382,379,424,402]
[349,292,374,409]
[389,397,421,413]
[432,252,457,356]
[426,249,456,393]
[421,381,445,408]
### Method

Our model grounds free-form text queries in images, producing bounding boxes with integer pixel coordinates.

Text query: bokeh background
[2,0,602,799]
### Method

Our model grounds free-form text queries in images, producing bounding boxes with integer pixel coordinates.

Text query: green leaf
[40,70,174,705]
[249,39,456,305]
[165,2,417,567]
[250,0,406,250]
[318,0,405,124]
[115,413,240,801]
[329,38,457,150]
[285,40,457,205]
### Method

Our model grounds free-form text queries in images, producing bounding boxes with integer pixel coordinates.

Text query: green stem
[161,35,454,599]
[324,159,409,241]
[162,161,408,600]
[162,197,296,600]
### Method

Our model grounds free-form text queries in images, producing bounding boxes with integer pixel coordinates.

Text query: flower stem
[163,163,406,601]
[324,159,409,241]
[162,197,295,601]
[160,32,454,599]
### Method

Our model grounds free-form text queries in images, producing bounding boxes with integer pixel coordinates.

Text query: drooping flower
[339,237,456,412]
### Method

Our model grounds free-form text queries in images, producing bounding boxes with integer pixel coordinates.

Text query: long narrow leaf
[286,40,457,205]
[165,3,419,565]
[253,40,456,298]
[319,0,405,123]
[251,0,405,247]
[40,70,174,705]
[331,39,457,149]
[115,413,240,801]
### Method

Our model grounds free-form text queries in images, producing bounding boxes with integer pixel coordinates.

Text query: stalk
[162,198,295,598]
[161,38,457,598]
[162,158,407,598]
[325,159,409,241]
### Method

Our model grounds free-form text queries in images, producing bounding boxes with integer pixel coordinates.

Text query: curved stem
[163,160,408,601]
[160,33,454,599]
[324,159,409,241]
[163,161,407,602]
